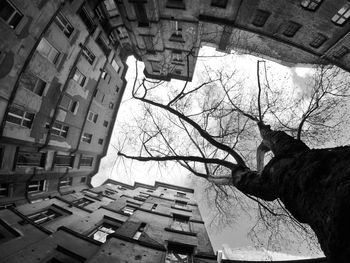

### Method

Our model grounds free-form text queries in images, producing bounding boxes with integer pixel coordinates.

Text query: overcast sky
[92,47,327,260]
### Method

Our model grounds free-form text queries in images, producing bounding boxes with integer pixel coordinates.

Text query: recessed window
[59,177,73,188]
[332,3,350,25]
[117,185,127,190]
[166,244,193,263]
[103,120,109,127]
[96,33,111,55]
[81,133,92,143]
[171,214,190,232]
[169,21,184,42]
[80,156,93,166]
[101,70,108,79]
[176,192,186,198]
[27,208,62,224]
[109,102,114,109]
[252,10,270,27]
[21,72,46,96]
[111,59,120,73]
[82,46,95,65]
[88,223,119,243]
[87,111,98,123]
[54,155,74,167]
[80,176,87,183]
[36,38,60,64]
[172,50,183,62]
[301,0,322,10]
[133,2,149,27]
[17,152,45,167]
[98,138,104,145]
[211,0,228,8]
[133,223,146,240]
[104,0,119,17]
[0,219,20,244]
[333,46,349,59]
[104,189,117,196]
[7,107,34,128]
[151,204,157,211]
[0,183,9,197]
[72,68,86,86]
[147,189,154,193]
[72,197,93,208]
[122,205,135,215]
[0,0,23,29]
[54,12,74,38]
[166,0,186,9]
[174,200,187,209]
[78,5,96,33]
[283,21,301,37]
[27,180,46,194]
[310,33,327,48]
[51,122,69,138]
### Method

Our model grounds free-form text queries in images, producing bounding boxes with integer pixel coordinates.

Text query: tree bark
[254,124,350,262]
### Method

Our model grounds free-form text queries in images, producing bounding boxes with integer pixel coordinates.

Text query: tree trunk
[256,124,350,262]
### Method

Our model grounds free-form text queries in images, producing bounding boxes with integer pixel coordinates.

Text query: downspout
[0,1,65,136]
[38,35,91,151]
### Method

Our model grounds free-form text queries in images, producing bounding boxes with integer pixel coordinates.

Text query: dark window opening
[283,21,301,37]
[80,156,94,166]
[252,10,270,27]
[54,155,74,167]
[78,5,96,33]
[166,0,186,9]
[310,33,327,48]
[133,2,149,27]
[0,0,23,29]
[333,46,349,59]
[211,0,228,8]
[17,152,45,167]
[72,198,93,208]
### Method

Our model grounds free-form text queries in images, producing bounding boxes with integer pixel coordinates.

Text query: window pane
[0,1,14,22]
[9,12,22,28]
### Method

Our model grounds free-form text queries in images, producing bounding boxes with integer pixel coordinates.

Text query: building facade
[0,0,127,208]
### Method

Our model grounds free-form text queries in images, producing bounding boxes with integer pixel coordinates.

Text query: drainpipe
[71,58,109,154]
[38,35,90,151]
[0,1,65,136]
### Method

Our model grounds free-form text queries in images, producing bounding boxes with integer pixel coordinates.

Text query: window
[54,12,74,38]
[36,38,60,64]
[72,68,86,86]
[283,21,301,37]
[165,244,193,263]
[174,200,187,209]
[96,33,111,55]
[88,223,119,242]
[252,10,270,27]
[17,152,45,167]
[211,0,228,8]
[109,102,114,109]
[80,176,87,183]
[133,2,149,27]
[0,183,9,197]
[0,0,23,29]
[87,111,98,123]
[133,223,146,240]
[82,46,95,65]
[310,33,327,48]
[27,180,46,194]
[166,0,186,9]
[122,205,135,215]
[171,214,190,232]
[7,107,34,128]
[332,3,350,25]
[81,133,92,143]
[150,61,161,73]
[70,101,79,114]
[51,122,69,138]
[333,46,349,59]
[176,192,186,198]
[104,189,116,196]
[101,70,108,79]
[111,59,120,73]
[78,5,96,33]
[103,120,109,127]
[172,51,182,62]
[54,155,74,167]
[72,198,93,208]
[147,189,154,193]
[104,0,119,17]
[151,204,157,211]
[20,72,46,96]
[301,0,322,10]
[59,177,73,188]
[80,156,93,166]
[27,208,61,224]
[117,185,127,190]
[98,138,104,145]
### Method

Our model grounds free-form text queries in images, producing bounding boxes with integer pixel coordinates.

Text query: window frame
[171,214,190,232]
[252,9,270,27]
[72,197,94,208]
[300,0,322,11]
[283,21,301,37]
[54,154,74,167]
[87,111,98,123]
[0,183,9,197]
[111,59,120,74]
[16,152,45,167]
[165,243,193,263]
[7,107,35,128]
[80,156,94,166]
[27,180,46,194]
[333,46,349,59]
[81,133,92,143]
[27,208,62,225]
[88,222,119,243]
[51,122,69,138]
[72,68,86,87]
[82,46,96,65]
[332,3,350,26]
[211,0,228,8]
[309,33,327,48]
[122,205,135,215]
[0,0,23,29]
[36,38,60,64]
[21,72,46,96]
[54,12,74,38]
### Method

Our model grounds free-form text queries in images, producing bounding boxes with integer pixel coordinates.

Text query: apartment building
[0,0,127,208]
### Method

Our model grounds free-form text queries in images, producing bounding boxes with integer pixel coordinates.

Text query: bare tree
[118,55,350,262]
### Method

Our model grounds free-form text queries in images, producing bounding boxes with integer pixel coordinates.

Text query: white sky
[93,47,325,259]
